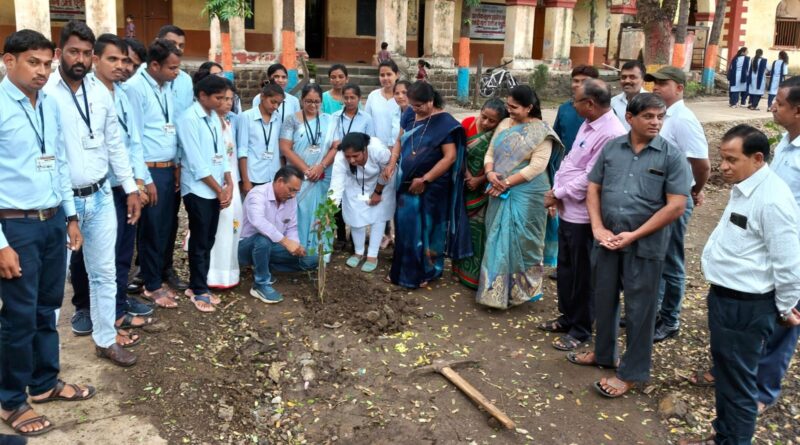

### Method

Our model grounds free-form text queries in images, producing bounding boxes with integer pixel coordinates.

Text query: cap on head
[644,66,686,86]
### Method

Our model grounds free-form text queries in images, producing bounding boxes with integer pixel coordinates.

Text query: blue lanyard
[340,111,356,139]
[67,80,93,137]
[18,100,45,154]
[260,117,274,153]
[204,116,219,154]
[142,72,169,123]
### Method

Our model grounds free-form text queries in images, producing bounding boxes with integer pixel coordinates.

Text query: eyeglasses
[303,100,321,106]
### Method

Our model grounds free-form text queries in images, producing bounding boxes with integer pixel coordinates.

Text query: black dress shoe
[653,322,680,343]
[96,343,137,367]
[164,269,189,291]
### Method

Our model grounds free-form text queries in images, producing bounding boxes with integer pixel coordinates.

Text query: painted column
[423,0,455,67]
[696,12,717,90]
[14,0,51,37]
[608,0,637,67]
[273,0,283,54]
[86,0,117,36]
[502,0,537,70]
[541,0,577,71]
[376,0,409,63]
[230,16,246,53]
[209,16,221,61]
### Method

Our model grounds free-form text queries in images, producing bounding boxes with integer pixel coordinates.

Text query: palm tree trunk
[671,0,690,68]
[220,19,233,73]
[637,0,679,66]
[282,0,298,89]
[703,0,728,91]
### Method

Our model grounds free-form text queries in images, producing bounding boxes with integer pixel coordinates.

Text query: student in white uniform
[747,49,768,110]
[365,60,400,147]
[252,63,300,123]
[329,132,396,273]
[768,51,789,110]
[728,47,750,107]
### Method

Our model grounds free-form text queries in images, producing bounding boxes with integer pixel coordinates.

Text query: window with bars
[775,18,800,48]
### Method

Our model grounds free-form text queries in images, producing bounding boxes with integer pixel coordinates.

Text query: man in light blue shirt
[158,24,193,292]
[124,38,182,308]
[177,75,233,313]
[0,29,88,437]
[237,83,285,193]
[45,20,140,367]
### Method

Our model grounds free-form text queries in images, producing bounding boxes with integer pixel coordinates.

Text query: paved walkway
[448,97,771,125]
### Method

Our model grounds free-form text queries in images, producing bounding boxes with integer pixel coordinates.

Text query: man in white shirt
[610,60,647,131]
[680,124,800,445]
[647,66,711,342]
[45,21,141,367]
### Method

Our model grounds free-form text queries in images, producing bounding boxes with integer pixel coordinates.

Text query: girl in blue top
[322,64,348,115]
[332,84,375,149]
[252,63,300,122]
[279,84,336,253]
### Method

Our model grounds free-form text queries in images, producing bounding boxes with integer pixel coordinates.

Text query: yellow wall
[0,1,14,26]
[250,0,273,34]
[571,0,611,47]
[742,0,800,71]
[327,0,363,38]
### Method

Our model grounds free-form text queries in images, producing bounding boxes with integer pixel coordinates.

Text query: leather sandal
[31,379,96,404]
[1,402,54,437]
[116,313,156,330]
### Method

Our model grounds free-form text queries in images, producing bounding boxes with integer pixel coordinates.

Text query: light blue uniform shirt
[109,80,149,185]
[177,102,230,199]
[252,92,300,123]
[0,78,76,248]
[171,70,194,119]
[331,109,375,142]
[124,69,178,163]
[772,133,800,205]
[236,106,282,184]
[44,70,136,193]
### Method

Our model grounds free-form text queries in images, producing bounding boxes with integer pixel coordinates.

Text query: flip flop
[566,351,618,369]
[537,318,570,333]
[115,313,157,330]
[593,379,633,399]
[1,402,54,437]
[191,294,217,313]
[185,289,221,305]
[116,330,141,348]
[30,379,96,404]
[686,369,715,387]
[142,288,177,309]
[552,334,583,351]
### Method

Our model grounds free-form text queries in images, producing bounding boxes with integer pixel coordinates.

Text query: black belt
[711,284,775,301]
[73,177,106,198]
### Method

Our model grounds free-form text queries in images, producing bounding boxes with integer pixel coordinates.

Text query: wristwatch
[779,311,791,322]
[66,215,79,223]
[374,189,383,195]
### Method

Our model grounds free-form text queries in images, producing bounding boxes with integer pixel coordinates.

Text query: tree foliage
[312,193,339,302]
[201,0,253,22]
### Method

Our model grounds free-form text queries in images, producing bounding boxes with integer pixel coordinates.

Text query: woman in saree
[477,85,564,309]
[382,82,472,288]
[279,83,337,254]
[452,99,507,289]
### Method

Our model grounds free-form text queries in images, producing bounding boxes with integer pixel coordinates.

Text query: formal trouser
[748,94,763,108]
[0,209,65,410]
[708,286,777,445]
[238,234,318,288]
[183,194,220,295]
[351,221,387,259]
[555,220,594,342]
[73,184,118,348]
[756,300,800,405]
[593,246,663,382]
[162,190,181,277]
[138,167,176,292]
[657,200,693,328]
[70,186,138,319]
[768,94,777,109]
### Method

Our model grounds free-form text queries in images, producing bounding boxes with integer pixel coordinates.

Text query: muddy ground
[99,119,800,445]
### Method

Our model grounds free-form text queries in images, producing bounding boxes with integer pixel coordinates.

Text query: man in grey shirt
[567,93,691,398]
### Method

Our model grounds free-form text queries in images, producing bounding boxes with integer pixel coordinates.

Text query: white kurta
[329,137,396,228]
[730,56,748,93]
[769,60,789,95]
[365,89,400,147]
[748,60,768,96]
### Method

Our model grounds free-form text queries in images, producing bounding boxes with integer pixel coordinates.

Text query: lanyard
[260,117,274,153]
[142,72,169,123]
[67,81,93,137]
[18,100,45,154]
[117,99,129,136]
[204,117,219,154]
[340,111,356,139]
[302,113,321,146]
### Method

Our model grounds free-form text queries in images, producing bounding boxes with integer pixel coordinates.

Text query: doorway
[306,0,326,59]
[124,0,173,42]
[417,0,426,57]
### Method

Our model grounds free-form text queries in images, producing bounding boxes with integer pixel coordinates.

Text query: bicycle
[479,60,518,98]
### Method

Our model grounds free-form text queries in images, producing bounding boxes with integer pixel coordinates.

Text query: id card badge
[212,154,224,166]
[163,123,177,135]
[36,155,56,172]
[308,144,321,154]
[82,135,101,150]
[356,192,371,202]
[261,151,274,161]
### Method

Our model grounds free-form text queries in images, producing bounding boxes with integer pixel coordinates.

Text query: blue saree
[280,112,335,250]
[476,120,563,309]
[389,112,472,288]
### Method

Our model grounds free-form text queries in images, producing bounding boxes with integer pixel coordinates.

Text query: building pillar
[375,0,409,63]
[541,0,576,71]
[209,16,221,61]
[295,0,306,54]
[502,0,537,70]
[272,0,283,53]
[608,0,637,66]
[423,0,455,67]
[85,0,117,36]
[230,16,246,53]
[14,0,51,37]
